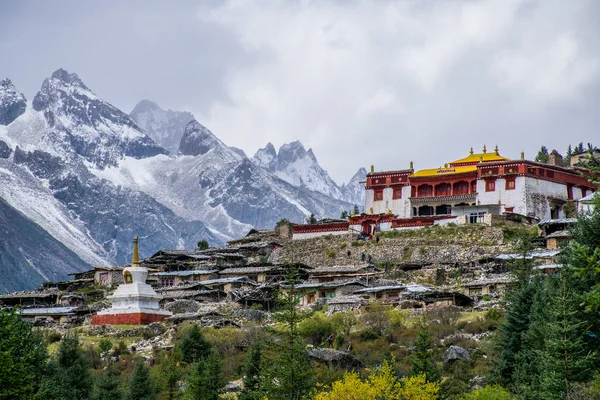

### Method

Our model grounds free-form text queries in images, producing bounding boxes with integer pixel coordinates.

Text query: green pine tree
[39,332,93,400]
[534,146,549,163]
[94,363,122,400]
[125,360,155,400]
[159,347,183,400]
[183,354,224,400]
[239,345,263,400]
[410,322,440,383]
[265,265,314,400]
[536,276,596,399]
[340,210,348,219]
[0,309,47,400]
[180,325,212,364]
[353,204,360,215]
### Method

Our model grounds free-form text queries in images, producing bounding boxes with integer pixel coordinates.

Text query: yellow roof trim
[449,152,509,165]
[412,165,477,177]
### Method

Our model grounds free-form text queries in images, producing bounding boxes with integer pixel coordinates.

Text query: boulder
[443,345,471,363]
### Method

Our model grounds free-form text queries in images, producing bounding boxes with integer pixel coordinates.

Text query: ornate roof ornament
[483,144,487,154]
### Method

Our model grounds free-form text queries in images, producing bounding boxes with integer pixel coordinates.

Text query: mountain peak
[0,78,27,125]
[252,143,277,169]
[130,100,195,154]
[50,68,89,89]
[130,99,161,114]
[179,120,223,156]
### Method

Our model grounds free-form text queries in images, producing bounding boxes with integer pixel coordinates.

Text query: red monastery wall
[91,312,169,326]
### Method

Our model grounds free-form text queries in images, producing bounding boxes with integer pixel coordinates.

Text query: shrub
[46,330,62,344]
[249,303,263,311]
[486,308,502,321]
[339,242,347,249]
[481,294,491,302]
[326,248,336,258]
[298,312,335,345]
[463,385,511,399]
[333,333,345,349]
[98,338,113,353]
[113,340,129,356]
[359,329,380,342]
[351,241,365,247]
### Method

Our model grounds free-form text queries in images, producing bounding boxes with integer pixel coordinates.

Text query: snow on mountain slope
[91,120,353,237]
[32,69,167,168]
[341,167,367,208]
[0,158,110,266]
[130,100,194,154]
[0,78,27,125]
[252,141,343,199]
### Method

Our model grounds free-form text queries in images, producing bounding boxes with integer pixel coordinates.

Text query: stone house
[290,280,366,306]
[308,265,381,284]
[462,276,514,298]
[151,270,219,287]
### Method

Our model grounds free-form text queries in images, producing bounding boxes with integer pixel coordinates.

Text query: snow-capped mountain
[252,141,343,199]
[130,100,194,154]
[0,78,27,125]
[0,69,360,290]
[341,167,367,209]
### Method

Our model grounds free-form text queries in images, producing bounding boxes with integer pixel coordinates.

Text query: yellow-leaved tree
[313,359,439,400]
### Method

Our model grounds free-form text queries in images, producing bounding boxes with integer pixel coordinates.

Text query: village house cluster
[0,147,596,326]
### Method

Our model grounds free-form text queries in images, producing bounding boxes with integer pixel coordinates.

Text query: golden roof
[449,152,509,165]
[412,165,478,177]
[411,146,510,178]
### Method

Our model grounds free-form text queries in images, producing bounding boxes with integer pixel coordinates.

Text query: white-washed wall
[524,177,570,220]
[293,230,349,240]
[476,177,528,215]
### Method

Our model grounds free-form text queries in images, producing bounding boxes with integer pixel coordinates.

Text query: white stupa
[92,236,171,325]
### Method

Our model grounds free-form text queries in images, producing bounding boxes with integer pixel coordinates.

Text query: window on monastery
[567,185,573,200]
[393,188,402,199]
[505,179,515,190]
[435,183,451,196]
[324,291,336,299]
[374,190,383,201]
[417,185,433,197]
[453,181,469,195]
[99,272,109,283]
[469,288,483,296]
[486,180,495,192]
[505,207,514,213]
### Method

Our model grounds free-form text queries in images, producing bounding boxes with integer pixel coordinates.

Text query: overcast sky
[1,0,599,183]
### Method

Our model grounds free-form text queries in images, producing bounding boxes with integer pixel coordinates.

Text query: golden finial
[520,151,525,160]
[409,161,413,170]
[479,155,483,163]
[494,145,499,155]
[370,165,374,173]
[132,235,140,267]
[369,207,374,214]
[387,209,392,215]
[444,163,448,168]
[351,211,355,217]
[469,147,474,155]
[482,144,487,154]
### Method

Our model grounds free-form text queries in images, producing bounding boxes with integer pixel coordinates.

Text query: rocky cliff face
[0,79,27,126]
[0,197,91,292]
[130,100,194,154]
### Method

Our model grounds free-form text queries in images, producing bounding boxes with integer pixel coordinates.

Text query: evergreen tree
[564,144,573,167]
[265,266,314,399]
[159,347,183,400]
[353,204,360,215]
[125,360,155,400]
[180,324,212,364]
[0,309,47,400]
[94,363,122,400]
[197,240,209,250]
[534,146,549,163]
[239,345,263,400]
[340,210,348,219]
[183,354,224,400]
[309,213,317,224]
[536,276,596,399]
[410,322,440,383]
[40,332,93,400]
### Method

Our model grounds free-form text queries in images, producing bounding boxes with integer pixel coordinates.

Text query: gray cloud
[1,0,599,183]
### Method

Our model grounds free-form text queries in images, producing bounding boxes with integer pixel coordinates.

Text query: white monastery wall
[293,230,349,240]
[476,176,528,216]
[523,177,569,220]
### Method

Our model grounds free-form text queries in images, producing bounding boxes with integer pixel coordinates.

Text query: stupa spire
[132,235,140,267]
